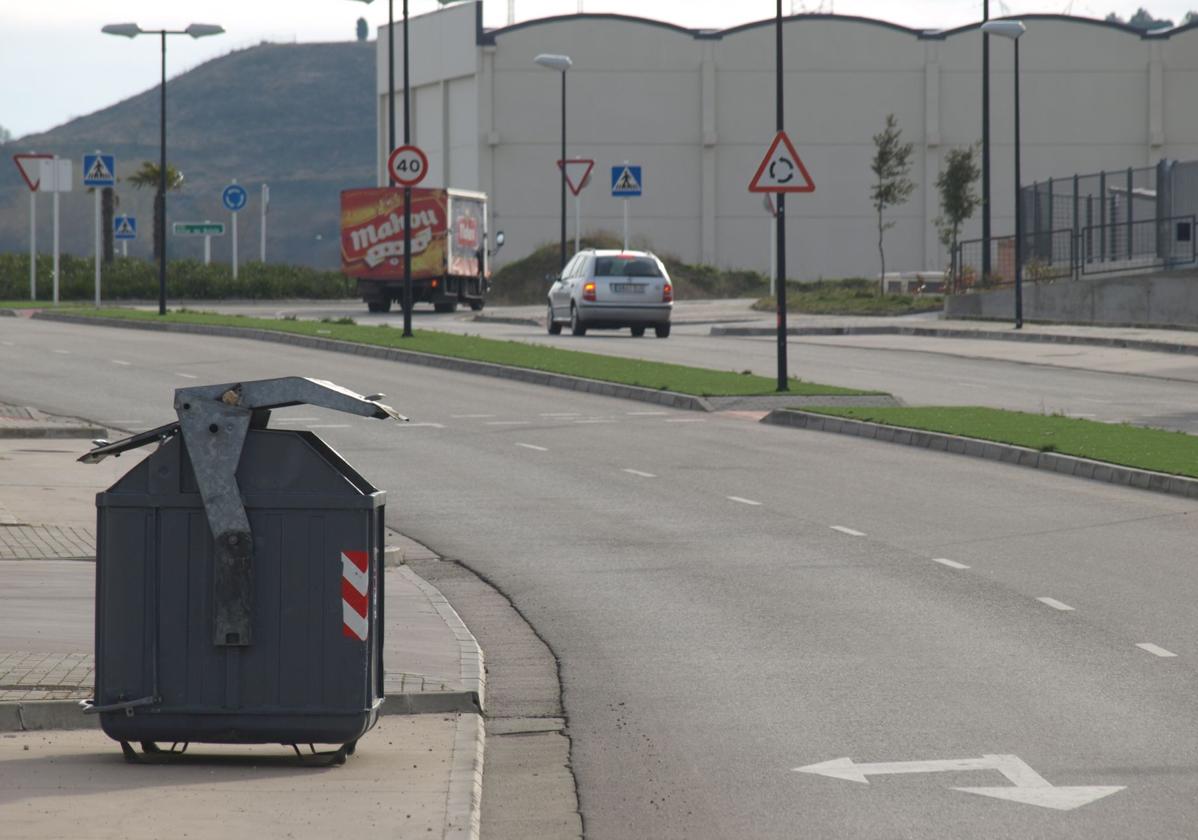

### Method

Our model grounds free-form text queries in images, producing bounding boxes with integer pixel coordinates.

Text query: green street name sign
[173,222,226,236]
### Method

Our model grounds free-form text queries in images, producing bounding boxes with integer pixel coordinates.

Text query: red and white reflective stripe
[341,550,369,641]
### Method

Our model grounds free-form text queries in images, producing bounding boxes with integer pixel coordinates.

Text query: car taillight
[431,279,439,289]
[583,282,596,302]
[662,282,673,303]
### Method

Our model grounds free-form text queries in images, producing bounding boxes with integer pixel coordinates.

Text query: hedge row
[0,253,354,301]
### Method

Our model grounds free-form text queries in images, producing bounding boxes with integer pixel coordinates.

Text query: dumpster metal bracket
[82,377,403,649]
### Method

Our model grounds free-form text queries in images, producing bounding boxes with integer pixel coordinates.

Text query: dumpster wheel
[119,741,190,763]
[291,742,351,767]
[117,740,352,766]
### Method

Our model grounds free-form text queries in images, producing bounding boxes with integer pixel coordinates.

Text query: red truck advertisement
[340,187,496,314]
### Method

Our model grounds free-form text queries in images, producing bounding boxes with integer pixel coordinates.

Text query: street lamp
[535,53,572,273]
[350,1,418,336]
[102,22,224,316]
[981,19,1026,329]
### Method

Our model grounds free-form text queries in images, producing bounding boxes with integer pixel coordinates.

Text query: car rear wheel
[654,323,671,339]
[630,326,645,337]
[570,305,587,336]
[547,303,562,335]
[434,302,458,313]
[367,299,391,313]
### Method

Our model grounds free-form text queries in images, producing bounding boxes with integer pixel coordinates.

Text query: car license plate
[612,283,645,293]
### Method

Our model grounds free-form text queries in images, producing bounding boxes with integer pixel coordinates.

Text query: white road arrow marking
[794,754,1123,811]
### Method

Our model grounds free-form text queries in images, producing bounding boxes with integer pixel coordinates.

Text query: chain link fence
[952,158,1198,291]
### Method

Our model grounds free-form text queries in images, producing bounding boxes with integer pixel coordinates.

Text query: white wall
[373,3,1198,279]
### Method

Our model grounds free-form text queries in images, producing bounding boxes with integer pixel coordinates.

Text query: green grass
[802,406,1198,478]
[50,307,877,398]
[752,277,943,316]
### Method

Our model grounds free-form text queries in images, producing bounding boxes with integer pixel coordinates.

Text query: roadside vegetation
[489,234,769,305]
[800,406,1198,478]
[49,307,878,398]
[0,254,353,301]
[753,277,943,316]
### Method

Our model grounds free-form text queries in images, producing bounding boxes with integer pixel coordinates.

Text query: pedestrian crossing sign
[611,165,642,197]
[83,154,116,187]
[114,215,137,240]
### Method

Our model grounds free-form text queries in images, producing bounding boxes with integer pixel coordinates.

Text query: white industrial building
[367,1,1198,278]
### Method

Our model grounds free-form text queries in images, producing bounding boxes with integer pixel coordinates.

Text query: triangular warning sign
[614,166,640,191]
[12,153,52,192]
[748,131,815,194]
[86,156,113,182]
[557,158,595,196]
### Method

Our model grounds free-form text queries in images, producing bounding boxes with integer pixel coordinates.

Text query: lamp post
[981,20,1026,329]
[535,54,572,273]
[102,22,224,316]
[351,1,416,336]
[981,1,991,293]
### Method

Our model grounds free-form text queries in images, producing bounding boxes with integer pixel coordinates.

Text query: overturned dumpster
[80,377,404,764]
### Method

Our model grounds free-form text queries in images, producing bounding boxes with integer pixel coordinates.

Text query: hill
[0,41,375,270]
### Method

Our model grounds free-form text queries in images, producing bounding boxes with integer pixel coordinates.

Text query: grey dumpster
[80,377,404,764]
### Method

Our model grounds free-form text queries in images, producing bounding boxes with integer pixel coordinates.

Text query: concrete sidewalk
[0,407,485,839]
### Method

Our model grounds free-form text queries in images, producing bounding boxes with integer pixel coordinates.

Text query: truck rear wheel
[469,300,485,312]
[434,302,458,314]
[367,299,391,313]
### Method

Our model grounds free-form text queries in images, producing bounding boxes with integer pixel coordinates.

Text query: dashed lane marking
[516,443,548,452]
[540,412,581,417]
[932,558,970,570]
[111,359,131,366]
[665,418,706,423]
[622,469,656,478]
[175,372,198,379]
[396,422,445,429]
[452,413,495,418]
[1037,597,1075,611]
[831,526,866,537]
[307,424,350,429]
[627,411,669,416]
[727,496,762,506]
[1136,643,1178,658]
[486,420,531,426]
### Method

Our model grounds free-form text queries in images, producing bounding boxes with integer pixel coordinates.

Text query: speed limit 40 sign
[387,144,429,187]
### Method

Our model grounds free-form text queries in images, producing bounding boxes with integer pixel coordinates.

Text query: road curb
[761,409,1198,500]
[712,322,1198,357]
[397,565,486,711]
[34,313,716,411]
[0,425,107,439]
[445,713,485,840]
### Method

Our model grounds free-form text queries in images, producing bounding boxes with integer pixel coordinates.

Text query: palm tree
[127,161,184,260]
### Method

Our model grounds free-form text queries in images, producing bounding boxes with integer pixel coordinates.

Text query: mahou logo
[457,216,479,249]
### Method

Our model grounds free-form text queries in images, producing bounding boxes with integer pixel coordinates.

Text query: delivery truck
[340,187,502,313]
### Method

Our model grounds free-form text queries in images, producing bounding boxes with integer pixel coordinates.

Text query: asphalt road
[187,299,1198,432]
[4,317,1198,839]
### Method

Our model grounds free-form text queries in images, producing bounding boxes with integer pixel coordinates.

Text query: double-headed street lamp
[981,19,1026,329]
[534,53,572,273]
[102,22,225,316]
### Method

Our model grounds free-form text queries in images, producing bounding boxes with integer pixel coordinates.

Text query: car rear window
[594,257,662,278]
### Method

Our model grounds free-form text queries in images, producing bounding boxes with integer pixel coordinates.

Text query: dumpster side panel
[96,508,153,706]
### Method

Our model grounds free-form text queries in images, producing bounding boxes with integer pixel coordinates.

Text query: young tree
[869,113,915,290]
[127,161,185,260]
[356,17,368,41]
[934,146,981,290]
[0,124,12,144]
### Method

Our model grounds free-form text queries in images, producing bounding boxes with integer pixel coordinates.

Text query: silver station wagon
[547,249,674,338]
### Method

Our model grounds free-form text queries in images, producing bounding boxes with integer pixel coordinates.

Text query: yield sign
[13,153,52,191]
[557,158,594,196]
[749,130,815,194]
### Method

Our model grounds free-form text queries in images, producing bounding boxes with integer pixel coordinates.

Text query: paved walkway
[0,404,485,839]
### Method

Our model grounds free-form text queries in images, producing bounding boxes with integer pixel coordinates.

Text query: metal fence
[952,215,1195,291]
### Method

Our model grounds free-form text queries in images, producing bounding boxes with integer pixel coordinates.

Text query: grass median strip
[800,406,1198,478]
[49,307,876,398]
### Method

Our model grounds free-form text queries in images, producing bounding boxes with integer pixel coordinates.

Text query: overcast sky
[2,0,1193,141]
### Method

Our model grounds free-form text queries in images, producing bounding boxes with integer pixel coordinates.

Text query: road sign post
[387,144,429,338]
[14,153,54,300]
[84,152,116,307]
[559,159,594,255]
[260,184,269,263]
[611,164,642,250]
[750,120,816,393]
[222,182,248,280]
[114,215,136,258]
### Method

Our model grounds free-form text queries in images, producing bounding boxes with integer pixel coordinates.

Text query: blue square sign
[611,165,642,197]
[83,154,116,187]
